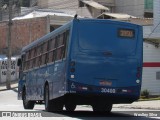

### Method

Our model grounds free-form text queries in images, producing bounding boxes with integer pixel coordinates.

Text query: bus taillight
[136,67,141,78]
[70,61,75,66]
[70,61,75,73]
[70,68,75,72]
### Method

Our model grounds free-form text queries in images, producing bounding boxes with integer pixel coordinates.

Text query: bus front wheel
[22,88,35,109]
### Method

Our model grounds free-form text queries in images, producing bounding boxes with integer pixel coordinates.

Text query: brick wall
[0,17,49,55]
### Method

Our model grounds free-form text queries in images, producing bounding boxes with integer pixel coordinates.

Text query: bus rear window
[78,22,137,57]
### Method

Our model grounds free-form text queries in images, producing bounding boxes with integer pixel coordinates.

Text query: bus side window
[48,38,56,63]
[31,48,35,59]
[56,48,62,61]
[58,34,64,46]
[62,32,67,59]
[41,42,48,65]
[26,51,29,61]
[29,48,34,69]
[35,57,39,67]
[63,30,70,59]
[49,38,56,50]
[35,45,41,67]
[26,61,30,70]
[48,51,54,63]
[32,47,36,68]
[22,54,25,70]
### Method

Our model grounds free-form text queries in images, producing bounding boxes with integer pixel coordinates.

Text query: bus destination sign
[118,29,135,38]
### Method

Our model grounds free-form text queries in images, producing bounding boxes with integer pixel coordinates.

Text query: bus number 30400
[101,88,116,93]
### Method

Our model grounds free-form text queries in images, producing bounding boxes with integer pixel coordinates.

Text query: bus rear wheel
[64,95,76,112]
[22,88,35,109]
[44,85,63,112]
[92,103,112,113]
[65,103,76,112]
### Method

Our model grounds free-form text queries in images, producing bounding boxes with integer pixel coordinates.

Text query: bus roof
[22,18,141,53]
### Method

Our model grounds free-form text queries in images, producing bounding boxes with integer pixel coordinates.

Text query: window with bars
[156,72,160,80]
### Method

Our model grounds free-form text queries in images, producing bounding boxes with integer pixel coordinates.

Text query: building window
[156,72,160,80]
[145,0,153,10]
[79,1,85,7]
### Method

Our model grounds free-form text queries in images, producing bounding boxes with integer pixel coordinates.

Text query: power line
[147,21,160,39]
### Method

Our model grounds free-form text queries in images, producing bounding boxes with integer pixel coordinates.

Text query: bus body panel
[18,19,143,105]
[67,19,143,102]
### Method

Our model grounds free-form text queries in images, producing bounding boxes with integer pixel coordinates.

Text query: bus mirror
[17,58,22,66]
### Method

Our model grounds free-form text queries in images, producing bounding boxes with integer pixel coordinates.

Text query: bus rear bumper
[67,81,141,104]
[65,93,139,104]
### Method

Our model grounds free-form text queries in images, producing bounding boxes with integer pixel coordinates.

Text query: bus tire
[65,102,76,112]
[44,85,53,112]
[92,103,112,113]
[22,88,35,109]
[44,85,64,112]
[52,97,64,112]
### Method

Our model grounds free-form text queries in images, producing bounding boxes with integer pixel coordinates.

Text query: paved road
[0,88,160,120]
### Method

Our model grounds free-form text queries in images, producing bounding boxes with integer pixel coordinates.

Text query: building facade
[0,17,49,55]
[0,0,21,21]
[37,0,109,18]
[114,0,153,18]
[141,0,160,95]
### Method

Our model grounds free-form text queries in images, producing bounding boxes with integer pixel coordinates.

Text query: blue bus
[18,18,143,112]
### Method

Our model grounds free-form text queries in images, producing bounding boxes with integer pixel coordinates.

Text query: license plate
[99,80,112,86]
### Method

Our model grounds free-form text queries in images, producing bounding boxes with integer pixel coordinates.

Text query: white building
[142,0,160,95]
[114,0,153,18]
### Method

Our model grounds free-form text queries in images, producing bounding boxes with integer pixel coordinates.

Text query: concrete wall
[142,42,160,95]
[38,0,48,8]
[95,0,115,4]
[38,0,79,9]
[115,0,144,17]
[153,0,160,32]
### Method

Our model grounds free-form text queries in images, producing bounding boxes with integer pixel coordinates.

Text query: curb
[113,106,160,110]
[0,81,18,91]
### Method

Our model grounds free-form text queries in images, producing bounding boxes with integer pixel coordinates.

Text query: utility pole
[6,0,13,90]
[0,0,2,21]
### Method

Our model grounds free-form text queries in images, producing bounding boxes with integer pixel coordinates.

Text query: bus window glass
[29,60,33,69]
[32,58,36,67]
[49,39,56,50]
[37,45,42,56]
[39,55,42,66]
[26,61,30,70]
[43,42,48,53]
[48,51,53,63]
[35,57,39,67]
[26,52,29,60]
[78,23,137,56]
[57,35,64,47]
[63,30,70,58]
[41,54,47,65]
[56,48,62,60]
[31,48,35,58]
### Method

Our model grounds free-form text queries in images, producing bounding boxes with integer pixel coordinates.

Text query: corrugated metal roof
[13,10,74,20]
[97,12,136,19]
[81,0,109,11]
